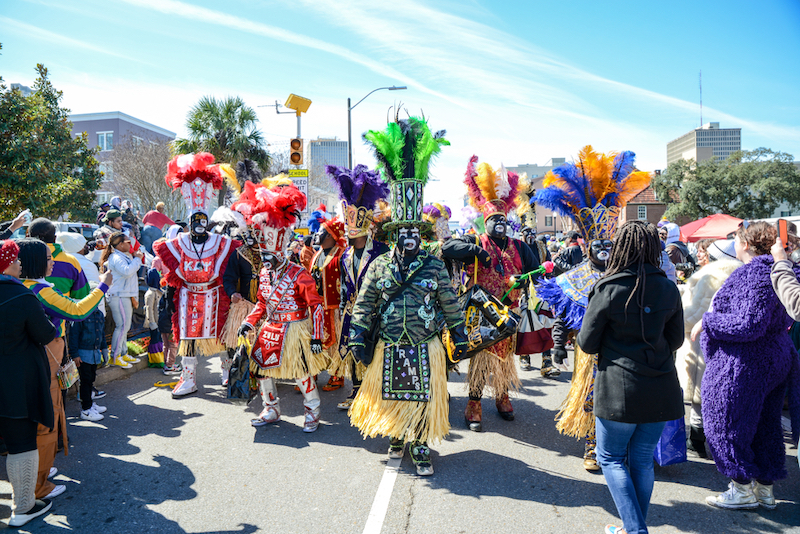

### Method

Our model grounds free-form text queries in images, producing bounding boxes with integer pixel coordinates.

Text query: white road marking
[362,456,403,534]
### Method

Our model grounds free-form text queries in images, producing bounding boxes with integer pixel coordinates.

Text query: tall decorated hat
[231,181,307,255]
[363,116,449,233]
[532,146,652,241]
[326,164,390,239]
[422,202,452,240]
[165,153,225,217]
[515,173,536,230]
[464,156,520,221]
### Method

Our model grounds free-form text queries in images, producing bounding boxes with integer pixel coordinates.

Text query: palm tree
[174,96,270,206]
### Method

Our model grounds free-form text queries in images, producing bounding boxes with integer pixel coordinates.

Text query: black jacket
[442,235,540,277]
[223,248,259,303]
[0,278,57,427]
[576,264,684,424]
[553,244,583,275]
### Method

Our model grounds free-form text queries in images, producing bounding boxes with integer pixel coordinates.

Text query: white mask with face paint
[398,227,421,258]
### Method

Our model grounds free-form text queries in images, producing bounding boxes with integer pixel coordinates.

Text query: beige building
[507,159,572,236]
[666,122,741,166]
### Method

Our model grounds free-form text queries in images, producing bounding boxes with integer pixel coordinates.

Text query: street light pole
[347,85,407,168]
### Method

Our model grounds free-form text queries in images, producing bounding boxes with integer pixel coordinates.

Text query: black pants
[0,417,38,454]
[78,363,98,411]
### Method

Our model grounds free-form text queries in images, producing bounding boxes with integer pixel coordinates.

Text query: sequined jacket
[350,248,464,346]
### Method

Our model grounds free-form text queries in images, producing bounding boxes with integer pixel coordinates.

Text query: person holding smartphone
[101,232,143,368]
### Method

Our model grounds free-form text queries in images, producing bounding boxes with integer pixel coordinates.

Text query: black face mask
[244,230,256,248]
[486,215,507,239]
[589,239,613,265]
[314,229,329,247]
[190,213,209,241]
[521,230,536,246]
[398,227,421,258]
[260,251,285,270]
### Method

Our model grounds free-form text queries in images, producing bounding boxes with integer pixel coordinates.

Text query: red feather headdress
[165,153,224,216]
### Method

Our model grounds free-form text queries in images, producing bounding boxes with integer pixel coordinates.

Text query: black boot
[687,425,707,459]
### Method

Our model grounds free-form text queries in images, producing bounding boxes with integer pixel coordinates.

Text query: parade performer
[233,181,327,432]
[441,157,539,432]
[533,146,651,470]
[308,216,347,391]
[218,161,264,386]
[325,164,390,409]
[516,176,556,375]
[154,153,241,398]
[348,115,468,475]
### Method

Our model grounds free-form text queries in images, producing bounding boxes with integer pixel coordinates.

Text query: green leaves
[652,149,800,221]
[0,64,102,221]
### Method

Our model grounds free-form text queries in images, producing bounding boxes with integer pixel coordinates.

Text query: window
[637,205,647,220]
[97,131,113,151]
[132,135,143,146]
[96,192,113,204]
[781,211,792,217]
[544,216,553,227]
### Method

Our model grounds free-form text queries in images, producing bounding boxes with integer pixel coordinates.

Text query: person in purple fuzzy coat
[692,221,800,510]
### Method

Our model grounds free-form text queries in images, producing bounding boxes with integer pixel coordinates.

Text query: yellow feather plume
[219,164,240,195]
[615,170,652,205]
[473,162,499,205]
[261,173,293,189]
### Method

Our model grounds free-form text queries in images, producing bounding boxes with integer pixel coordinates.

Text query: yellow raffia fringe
[349,337,450,445]
[220,299,256,349]
[466,345,521,397]
[249,318,328,379]
[328,352,364,380]
[555,344,596,439]
[178,338,225,357]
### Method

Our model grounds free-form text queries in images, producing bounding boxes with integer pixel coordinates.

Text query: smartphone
[778,219,789,249]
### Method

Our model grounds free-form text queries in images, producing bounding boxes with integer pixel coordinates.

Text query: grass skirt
[555,344,596,439]
[219,299,255,349]
[467,341,521,398]
[328,352,365,381]
[178,338,225,357]
[349,336,450,445]
[249,318,328,379]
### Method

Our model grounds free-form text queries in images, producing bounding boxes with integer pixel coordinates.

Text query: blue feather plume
[603,151,636,207]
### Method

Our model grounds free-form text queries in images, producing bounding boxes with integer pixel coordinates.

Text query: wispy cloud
[117,0,461,106]
[0,16,150,65]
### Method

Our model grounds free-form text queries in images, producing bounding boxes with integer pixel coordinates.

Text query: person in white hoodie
[100,232,143,368]
[675,239,741,458]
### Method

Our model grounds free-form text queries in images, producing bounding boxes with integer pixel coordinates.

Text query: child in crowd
[68,306,108,421]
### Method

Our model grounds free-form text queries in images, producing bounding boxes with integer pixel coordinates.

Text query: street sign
[289,169,309,214]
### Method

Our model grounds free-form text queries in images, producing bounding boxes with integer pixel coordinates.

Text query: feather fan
[465,156,520,210]
[326,164,389,210]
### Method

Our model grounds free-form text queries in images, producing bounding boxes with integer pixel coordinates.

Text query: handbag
[48,346,79,391]
[227,336,256,405]
[653,417,688,466]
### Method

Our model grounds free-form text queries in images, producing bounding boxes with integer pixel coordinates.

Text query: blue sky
[2,0,799,212]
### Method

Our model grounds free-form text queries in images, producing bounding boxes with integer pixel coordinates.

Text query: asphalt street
[1,354,798,534]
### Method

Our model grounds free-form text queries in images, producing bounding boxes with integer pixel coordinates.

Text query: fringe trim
[178,338,225,357]
[536,278,586,331]
[555,344,596,439]
[220,299,256,349]
[328,352,363,380]
[467,346,521,397]
[250,319,327,379]
[349,337,450,445]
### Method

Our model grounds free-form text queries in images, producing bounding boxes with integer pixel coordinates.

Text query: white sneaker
[81,408,104,422]
[48,467,57,478]
[44,484,66,499]
[753,482,777,509]
[706,480,758,509]
[91,403,107,414]
[221,368,230,386]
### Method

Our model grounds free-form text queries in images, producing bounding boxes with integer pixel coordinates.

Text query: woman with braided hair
[576,220,684,534]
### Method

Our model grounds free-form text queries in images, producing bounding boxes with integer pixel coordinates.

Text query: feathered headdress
[327,164,390,239]
[165,153,224,217]
[515,173,536,229]
[460,205,485,233]
[422,203,452,241]
[307,204,329,234]
[363,116,449,232]
[209,206,247,237]
[464,156,520,221]
[532,146,651,241]
[231,181,307,254]
[262,173,293,190]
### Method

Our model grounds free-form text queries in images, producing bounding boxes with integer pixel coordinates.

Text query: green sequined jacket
[350,248,464,345]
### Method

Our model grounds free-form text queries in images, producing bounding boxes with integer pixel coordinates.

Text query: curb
[66,357,155,398]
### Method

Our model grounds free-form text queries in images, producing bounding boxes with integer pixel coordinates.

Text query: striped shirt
[23,279,108,338]
[46,243,90,300]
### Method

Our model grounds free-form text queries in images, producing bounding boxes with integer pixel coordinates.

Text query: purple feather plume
[327,164,389,209]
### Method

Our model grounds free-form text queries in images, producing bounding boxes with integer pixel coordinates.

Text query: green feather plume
[363,116,448,185]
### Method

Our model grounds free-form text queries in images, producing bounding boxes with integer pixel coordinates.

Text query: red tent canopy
[680,213,743,243]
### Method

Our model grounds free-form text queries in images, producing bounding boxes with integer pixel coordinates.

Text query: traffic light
[289,138,303,165]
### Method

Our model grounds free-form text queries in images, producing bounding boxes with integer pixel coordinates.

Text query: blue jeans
[595,417,666,534]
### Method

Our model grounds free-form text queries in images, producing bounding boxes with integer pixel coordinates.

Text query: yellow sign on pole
[288,169,309,213]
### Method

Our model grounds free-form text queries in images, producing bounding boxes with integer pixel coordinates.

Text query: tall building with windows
[306,137,347,212]
[666,122,741,166]
[69,112,175,205]
[507,158,568,235]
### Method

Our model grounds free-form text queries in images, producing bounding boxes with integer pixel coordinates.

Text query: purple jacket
[701,255,800,481]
